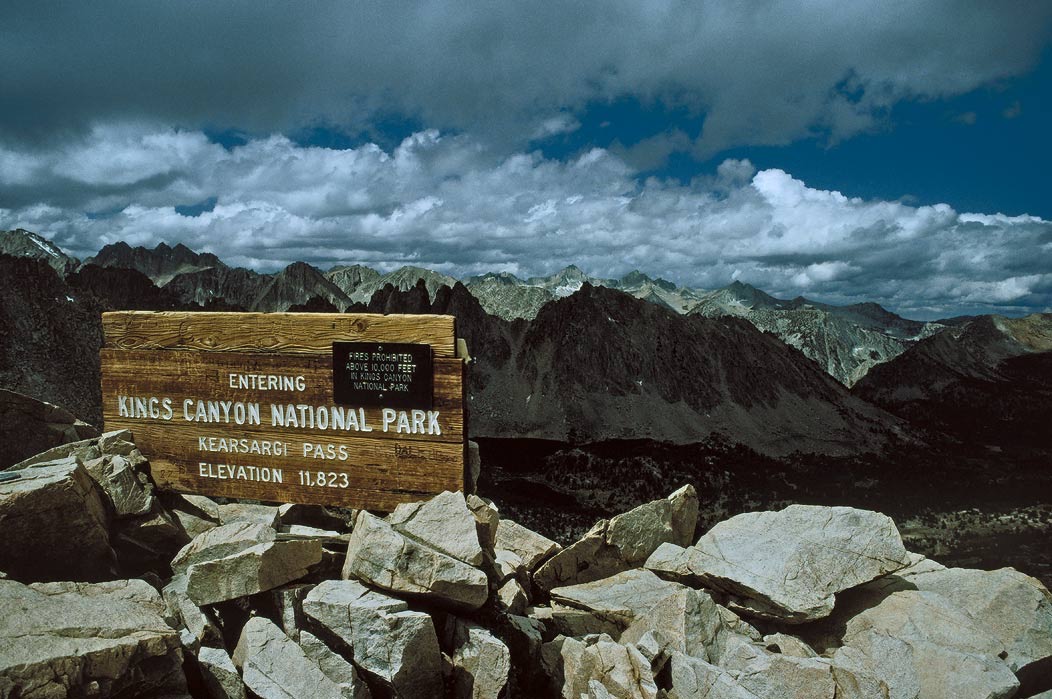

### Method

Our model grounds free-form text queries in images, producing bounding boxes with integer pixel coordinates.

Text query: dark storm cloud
[2,2,1050,153]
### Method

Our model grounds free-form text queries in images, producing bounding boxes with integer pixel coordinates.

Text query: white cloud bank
[2,125,1050,319]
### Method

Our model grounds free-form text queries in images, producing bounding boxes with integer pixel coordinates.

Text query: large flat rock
[342,511,488,610]
[901,565,1052,692]
[494,518,561,571]
[304,580,443,699]
[233,616,345,699]
[672,505,910,622]
[839,590,1020,699]
[550,568,684,629]
[387,490,484,566]
[185,539,322,605]
[172,520,276,573]
[0,458,115,581]
[0,578,186,697]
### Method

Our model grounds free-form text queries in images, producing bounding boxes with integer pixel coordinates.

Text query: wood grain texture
[136,440,463,509]
[100,343,465,509]
[102,311,457,357]
[100,349,463,442]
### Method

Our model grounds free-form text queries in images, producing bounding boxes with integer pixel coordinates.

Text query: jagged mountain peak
[467,271,525,286]
[250,261,351,312]
[529,264,593,285]
[0,229,78,276]
[619,269,652,287]
[466,272,554,320]
[279,260,322,276]
[617,270,677,292]
[327,262,378,274]
[163,265,268,311]
[690,280,782,317]
[849,300,891,314]
[722,280,783,306]
[381,266,458,296]
[525,265,611,300]
[86,240,225,285]
[550,265,587,284]
[325,264,382,298]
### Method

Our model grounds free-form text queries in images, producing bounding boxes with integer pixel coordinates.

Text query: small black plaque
[332,342,433,409]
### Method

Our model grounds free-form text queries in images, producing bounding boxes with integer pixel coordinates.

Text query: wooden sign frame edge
[99,310,470,510]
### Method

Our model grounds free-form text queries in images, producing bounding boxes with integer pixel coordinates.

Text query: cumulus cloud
[1,126,1050,319]
[1,3,1049,155]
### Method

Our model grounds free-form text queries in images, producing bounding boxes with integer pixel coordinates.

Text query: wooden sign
[100,311,466,510]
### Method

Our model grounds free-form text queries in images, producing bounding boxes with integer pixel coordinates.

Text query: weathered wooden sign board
[100,311,466,510]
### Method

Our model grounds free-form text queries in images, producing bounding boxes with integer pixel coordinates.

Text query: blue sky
[1,2,1050,318]
[531,50,1052,219]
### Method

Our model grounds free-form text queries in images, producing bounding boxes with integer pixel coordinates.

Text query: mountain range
[2,228,1048,456]
[5,232,954,386]
[853,312,1052,449]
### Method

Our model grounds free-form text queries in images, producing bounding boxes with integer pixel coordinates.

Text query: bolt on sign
[100,311,467,510]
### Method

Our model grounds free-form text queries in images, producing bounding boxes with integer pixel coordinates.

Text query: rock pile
[1,434,1051,698]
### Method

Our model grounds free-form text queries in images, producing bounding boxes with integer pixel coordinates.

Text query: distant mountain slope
[853,313,1052,447]
[0,237,916,456]
[370,281,907,456]
[325,264,382,299]
[690,282,943,385]
[68,265,187,311]
[615,270,705,314]
[466,272,555,320]
[690,280,783,316]
[468,267,705,320]
[163,266,270,310]
[507,284,905,454]
[0,255,103,425]
[335,265,458,304]
[0,229,79,276]
[5,231,964,392]
[249,261,353,312]
[75,237,955,385]
[85,241,224,285]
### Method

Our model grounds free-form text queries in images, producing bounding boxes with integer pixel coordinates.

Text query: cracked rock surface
[0,578,186,697]
[657,504,911,623]
[342,510,488,610]
[304,579,443,699]
[233,616,346,699]
[534,484,699,593]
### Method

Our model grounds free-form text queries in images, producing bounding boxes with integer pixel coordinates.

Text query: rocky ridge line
[10,230,955,387]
